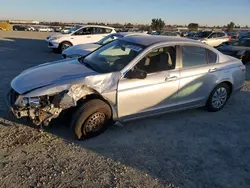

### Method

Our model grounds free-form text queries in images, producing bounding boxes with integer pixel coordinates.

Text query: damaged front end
[7,85,95,126]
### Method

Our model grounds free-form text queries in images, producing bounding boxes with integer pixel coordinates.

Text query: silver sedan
[8,36,245,139]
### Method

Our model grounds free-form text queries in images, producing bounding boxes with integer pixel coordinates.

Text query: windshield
[62,25,82,34]
[195,31,212,38]
[83,40,144,73]
[96,34,121,45]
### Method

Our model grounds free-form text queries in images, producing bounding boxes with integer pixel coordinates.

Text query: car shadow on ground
[2,89,250,187]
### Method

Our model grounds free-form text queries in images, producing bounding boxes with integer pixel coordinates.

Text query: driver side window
[135,46,176,74]
[209,33,217,38]
[74,27,93,35]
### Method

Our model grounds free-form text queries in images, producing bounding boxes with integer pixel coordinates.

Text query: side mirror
[126,68,147,79]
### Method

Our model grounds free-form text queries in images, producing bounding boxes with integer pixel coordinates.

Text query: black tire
[206,83,230,112]
[52,48,60,54]
[71,99,112,140]
[59,41,72,53]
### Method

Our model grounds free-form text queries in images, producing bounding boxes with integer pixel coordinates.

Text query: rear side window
[93,27,105,34]
[181,46,217,68]
[93,28,112,34]
[207,50,217,63]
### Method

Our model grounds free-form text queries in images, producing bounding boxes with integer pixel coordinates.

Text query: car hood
[47,33,69,39]
[11,58,97,94]
[63,43,101,57]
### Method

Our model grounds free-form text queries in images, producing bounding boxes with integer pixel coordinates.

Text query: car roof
[115,32,148,37]
[78,25,115,29]
[120,35,199,46]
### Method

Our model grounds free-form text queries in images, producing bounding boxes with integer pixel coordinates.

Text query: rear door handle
[208,68,217,73]
[87,36,91,38]
[165,76,178,81]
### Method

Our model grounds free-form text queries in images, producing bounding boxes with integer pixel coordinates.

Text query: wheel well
[60,41,73,46]
[77,94,114,119]
[220,81,233,95]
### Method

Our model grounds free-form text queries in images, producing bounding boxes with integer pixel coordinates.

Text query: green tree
[188,23,199,31]
[151,18,165,31]
[227,22,235,31]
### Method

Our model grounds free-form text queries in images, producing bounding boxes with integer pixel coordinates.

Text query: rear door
[177,45,220,107]
[207,33,218,46]
[216,32,229,46]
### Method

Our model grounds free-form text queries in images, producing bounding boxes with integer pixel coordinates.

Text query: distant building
[8,20,40,24]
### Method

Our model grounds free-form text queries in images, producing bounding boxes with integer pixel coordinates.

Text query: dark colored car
[227,31,239,40]
[13,25,28,31]
[239,32,250,39]
[216,38,250,64]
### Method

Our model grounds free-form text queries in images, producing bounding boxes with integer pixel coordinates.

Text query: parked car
[226,31,239,40]
[216,38,250,64]
[46,25,116,53]
[7,36,245,140]
[37,27,53,32]
[54,26,62,32]
[13,25,27,31]
[62,32,148,58]
[239,32,250,39]
[27,26,36,31]
[188,31,229,46]
[160,31,180,37]
[61,27,72,34]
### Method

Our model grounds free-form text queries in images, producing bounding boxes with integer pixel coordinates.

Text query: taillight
[240,65,246,71]
[228,36,232,40]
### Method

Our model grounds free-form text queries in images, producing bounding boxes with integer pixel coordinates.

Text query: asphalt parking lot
[1,31,250,188]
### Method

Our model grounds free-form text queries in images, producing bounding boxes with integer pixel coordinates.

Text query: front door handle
[87,36,91,38]
[208,68,217,73]
[165,76,178,81]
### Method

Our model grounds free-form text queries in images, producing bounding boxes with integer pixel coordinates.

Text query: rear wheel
[206,83,230,112]
[59,41,72,53]
[71,99,112,140]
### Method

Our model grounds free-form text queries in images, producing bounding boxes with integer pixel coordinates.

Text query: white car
[27,26,35,31]
[61,27,72,34]
[62,32,148,58]
[46,25,116,53]
[37,27,53,32]
[190,31,230,47]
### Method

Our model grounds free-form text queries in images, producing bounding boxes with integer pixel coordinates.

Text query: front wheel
[206,83,230,112]
[71,99,112,140]
[59,42,72,53]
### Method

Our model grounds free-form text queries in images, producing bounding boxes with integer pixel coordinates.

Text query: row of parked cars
[45,25,250,64]
[6,24,247,140]
[12,25,73,33]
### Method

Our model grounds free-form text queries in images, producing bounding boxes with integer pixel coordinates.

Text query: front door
[72,27,94,45]
[117,46,180,119]
[178,45,220,107]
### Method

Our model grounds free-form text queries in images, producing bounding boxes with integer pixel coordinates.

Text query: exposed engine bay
[8,85,96,126]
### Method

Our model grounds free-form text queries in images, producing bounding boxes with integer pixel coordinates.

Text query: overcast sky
[1,0,249,26]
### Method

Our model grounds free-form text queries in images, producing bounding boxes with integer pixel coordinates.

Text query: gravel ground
[1,31,250,188]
